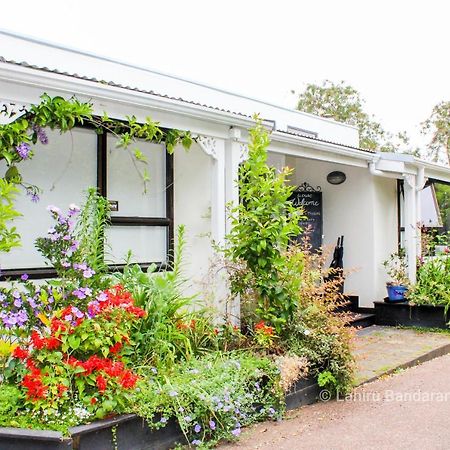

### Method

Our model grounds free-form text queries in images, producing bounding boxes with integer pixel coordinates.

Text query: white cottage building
[1,30,450,310]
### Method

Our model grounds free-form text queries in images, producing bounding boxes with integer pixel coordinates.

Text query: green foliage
[295,80,411,152]
[409,255,450,309]
[0,179,21,252]
[283,245,355,394]
[134,352,283,447]
[0,93,193,249]
[383,249,409,286]
[76,188,110,277]
[225,118,304,333]
[111,226,217,368]
[421,101,450,165]
[317,370,337,390]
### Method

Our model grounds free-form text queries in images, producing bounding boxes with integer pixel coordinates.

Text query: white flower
[304,329,311,336]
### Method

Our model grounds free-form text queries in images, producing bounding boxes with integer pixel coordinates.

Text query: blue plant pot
[386,285,408,302]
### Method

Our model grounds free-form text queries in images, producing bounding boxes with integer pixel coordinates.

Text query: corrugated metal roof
[0,57,373,154]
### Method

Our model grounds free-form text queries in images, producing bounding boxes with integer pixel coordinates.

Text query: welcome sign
[289,183,323,251]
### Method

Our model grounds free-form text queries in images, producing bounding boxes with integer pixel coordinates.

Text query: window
[0,126,173,279]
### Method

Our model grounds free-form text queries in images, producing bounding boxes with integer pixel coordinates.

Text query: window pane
[106,226,167,264]
[107,136,166,217]
[0,128,97,269]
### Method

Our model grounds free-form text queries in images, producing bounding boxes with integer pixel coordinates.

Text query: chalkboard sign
[289,182,323,251]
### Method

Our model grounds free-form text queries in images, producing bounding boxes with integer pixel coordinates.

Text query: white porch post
[403,174,417,282]
[197,135,226,245]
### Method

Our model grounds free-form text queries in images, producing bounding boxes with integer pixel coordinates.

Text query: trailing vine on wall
[0,93,193,252]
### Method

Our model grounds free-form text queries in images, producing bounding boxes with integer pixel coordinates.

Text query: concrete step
[348,312,376,329]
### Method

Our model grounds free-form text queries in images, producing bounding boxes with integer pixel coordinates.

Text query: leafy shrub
[134,352,283,447]
[111,226,217,368]
[225,118,304,333]
[409,254,450,308]
[282,244,355,394]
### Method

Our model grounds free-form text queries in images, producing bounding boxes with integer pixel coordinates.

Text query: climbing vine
[0,93,193,252]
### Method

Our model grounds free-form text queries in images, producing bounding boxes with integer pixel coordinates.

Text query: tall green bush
[225,118,304,333]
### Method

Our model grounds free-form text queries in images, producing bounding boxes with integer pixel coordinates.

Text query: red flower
[119,370,139,389]
[254,320,275,336]
[12,346,29,360]
[44,336,60,350]
[96,374,107,393]
[22,368,46,401]
[90,397,98,405]
[31,331,45,350]
[109,342,123,354]
[57,384,68,397]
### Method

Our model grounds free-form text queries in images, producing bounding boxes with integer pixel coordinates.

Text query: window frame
[2,124,174,280]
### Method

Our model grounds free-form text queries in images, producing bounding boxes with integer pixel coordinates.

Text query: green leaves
[0,179,21,253]
[225,118,305,333]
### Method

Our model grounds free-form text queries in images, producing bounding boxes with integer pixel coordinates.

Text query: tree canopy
[295,80,409,153]
[421,101,450,165]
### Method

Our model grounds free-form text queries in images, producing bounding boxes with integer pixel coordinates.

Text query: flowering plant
[9,284,145,425]
[253,320,276,348]
[135,352,283,447]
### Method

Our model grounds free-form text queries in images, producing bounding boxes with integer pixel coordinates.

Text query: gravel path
[221,353,450,450]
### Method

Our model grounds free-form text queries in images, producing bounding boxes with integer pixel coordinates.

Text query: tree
[421,101,450,165]
[295,80,408,152]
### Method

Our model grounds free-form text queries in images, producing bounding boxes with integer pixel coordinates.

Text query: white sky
[1,0,449,148]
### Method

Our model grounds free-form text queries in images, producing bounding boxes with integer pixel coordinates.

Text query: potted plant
[383,249,409,302]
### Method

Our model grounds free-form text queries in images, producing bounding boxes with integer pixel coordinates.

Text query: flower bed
[0,375,319,450]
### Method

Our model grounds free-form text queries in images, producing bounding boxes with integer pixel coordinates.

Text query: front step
[348,312,376,329]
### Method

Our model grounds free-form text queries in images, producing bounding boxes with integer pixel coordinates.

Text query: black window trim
[2,123,174,280]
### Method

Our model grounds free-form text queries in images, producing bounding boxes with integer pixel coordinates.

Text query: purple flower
[169,390,178,397]
[28,298,37,309]
[194,424,201,433]
[184,416,192,423]
[33,124,48,145]
[209,420,216,431]
[61,261,71,268]
[70,240,79,252]
[191,440,201,446]
[72,307,84,319]
[16,142,31,159]
[160,417,168,424]
[21,273,29,281]
[83,268,95,279]
[96,292,108,302]
[268,407,275,416]
[68,203,80,213]
[72,287,92,300]
[13,298,22,308]
[12,290,21,299]
[231,428,241,436]
[26,190,40,203]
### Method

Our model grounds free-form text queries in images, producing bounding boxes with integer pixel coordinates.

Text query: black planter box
[374,300,449,329]
[0,376,319,449]
[285,376,320,410]
[0,415,186,450]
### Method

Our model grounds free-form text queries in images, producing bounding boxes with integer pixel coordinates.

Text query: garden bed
[374,300,449,329]
[0,376,319,450]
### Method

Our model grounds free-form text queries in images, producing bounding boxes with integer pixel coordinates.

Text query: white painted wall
[173,142,214,303]
[284,155,398,307]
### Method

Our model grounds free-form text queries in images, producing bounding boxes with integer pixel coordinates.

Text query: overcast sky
[2,0,449,148]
